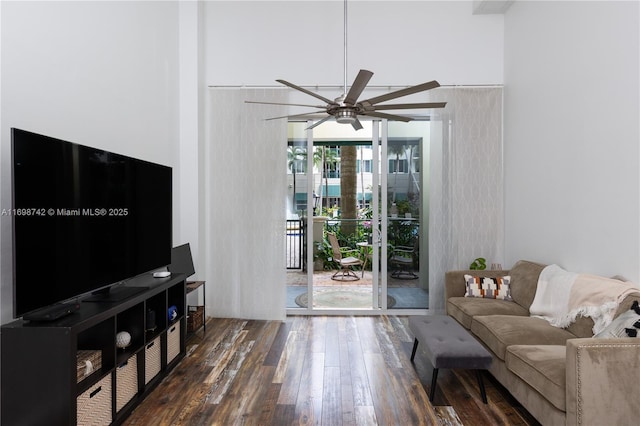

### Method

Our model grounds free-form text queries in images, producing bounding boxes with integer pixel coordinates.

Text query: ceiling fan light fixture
[335,108,357,124]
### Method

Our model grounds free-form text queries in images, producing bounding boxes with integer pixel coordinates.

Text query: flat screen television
[11,128,172,318]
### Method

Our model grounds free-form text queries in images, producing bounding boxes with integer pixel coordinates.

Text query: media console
[1,273,187,426]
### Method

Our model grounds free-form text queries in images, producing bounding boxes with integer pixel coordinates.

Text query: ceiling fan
[245,0,446,131]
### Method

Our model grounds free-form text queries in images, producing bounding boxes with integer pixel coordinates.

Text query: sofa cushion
[470,315,576,360]
[563,315,596,339]
[464,275,512,300]
[447,297,529,329]
[506,345,567,411]
[508,260,545,310]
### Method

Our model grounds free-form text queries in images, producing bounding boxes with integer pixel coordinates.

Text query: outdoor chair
[327,232,363,281]
[389,243,418,280]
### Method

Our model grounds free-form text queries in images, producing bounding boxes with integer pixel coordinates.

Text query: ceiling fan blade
[306,115,334,130]
[265,110,327,121]
[371,102,447,111]
[343,69,374,105]
[245,100,326,109]
[360,111,413,122]
[351,118,363,131]
[360,80,441,106]
[276,79,336,105]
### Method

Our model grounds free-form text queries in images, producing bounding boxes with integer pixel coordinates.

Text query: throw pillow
[464,275,512,301]
[593,300,640,338]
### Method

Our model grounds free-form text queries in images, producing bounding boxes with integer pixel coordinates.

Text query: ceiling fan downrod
[343,0,348,97]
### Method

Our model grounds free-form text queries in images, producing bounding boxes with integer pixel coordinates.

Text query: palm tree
[340,145,358,237]
[300,146,326,215]
[321,147,339,212]
[302,147,323,215]
[287,145,305,214]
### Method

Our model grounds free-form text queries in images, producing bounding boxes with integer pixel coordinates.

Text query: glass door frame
[373,119,384,310]
[303,120,385,314]
[289,119,428,315]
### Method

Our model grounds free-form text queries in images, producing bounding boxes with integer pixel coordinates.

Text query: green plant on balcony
[387,220,418,247]
[315,239,336,270]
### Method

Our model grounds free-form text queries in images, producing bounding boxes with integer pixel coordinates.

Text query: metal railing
[285,217,419,270]
[286,219,305,269]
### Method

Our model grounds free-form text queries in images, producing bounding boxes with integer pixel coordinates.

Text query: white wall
[177,0,206,289]
[204,1,504,86]
[503,1,640,281]
[0,1,180,323]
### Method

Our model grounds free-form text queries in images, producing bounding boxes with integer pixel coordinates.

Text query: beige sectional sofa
[445,260,640,426]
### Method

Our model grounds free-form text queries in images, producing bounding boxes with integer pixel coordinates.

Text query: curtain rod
[207,84,503,89]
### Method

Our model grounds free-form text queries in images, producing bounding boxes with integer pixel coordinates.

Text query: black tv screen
[11,128,172,318]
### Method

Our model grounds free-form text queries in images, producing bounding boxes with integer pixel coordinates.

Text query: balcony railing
[286,219,305,270]
[286,217,419,271]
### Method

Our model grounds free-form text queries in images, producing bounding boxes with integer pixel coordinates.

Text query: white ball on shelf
[116,331,132,349]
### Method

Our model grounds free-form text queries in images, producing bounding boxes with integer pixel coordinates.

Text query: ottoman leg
[410,338,419,361]
[429,368,439,402]
[476,370,488,404]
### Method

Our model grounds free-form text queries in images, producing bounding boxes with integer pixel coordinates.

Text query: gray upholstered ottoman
[408,315,492,403]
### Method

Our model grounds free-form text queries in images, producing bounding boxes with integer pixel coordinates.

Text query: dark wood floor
[123,316,540,425]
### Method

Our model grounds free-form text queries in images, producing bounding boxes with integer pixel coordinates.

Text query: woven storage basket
[77,373,112,426]
[167,321,181,364]
[76,350,101,383]
[116,355,138,412]
[145,336,161,384]
[187,305,204,333]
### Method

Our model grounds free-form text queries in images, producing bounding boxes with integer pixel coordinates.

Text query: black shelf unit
[186,280,206,335]
[1,273,187,426]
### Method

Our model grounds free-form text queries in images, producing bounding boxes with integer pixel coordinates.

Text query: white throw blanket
[530,264,640,334]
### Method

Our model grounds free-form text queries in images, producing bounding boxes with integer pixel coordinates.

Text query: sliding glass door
[286,119,429,313]
[385,121,429,310]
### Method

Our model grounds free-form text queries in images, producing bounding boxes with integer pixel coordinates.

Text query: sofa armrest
[566,338,640,426]
[444,269,511,300]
